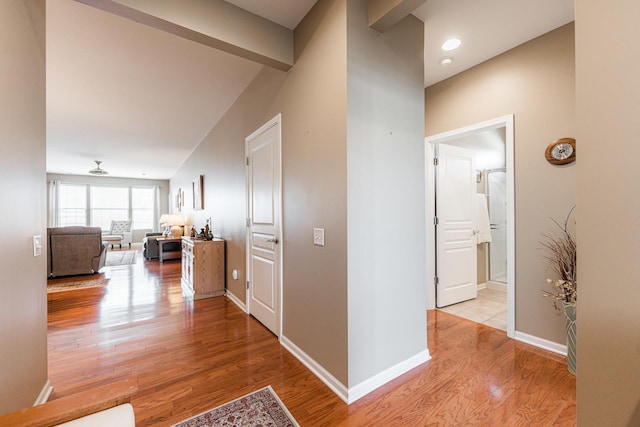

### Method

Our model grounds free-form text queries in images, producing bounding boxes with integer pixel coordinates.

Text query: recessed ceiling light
[440,57,453,66]
[441,38,461,51]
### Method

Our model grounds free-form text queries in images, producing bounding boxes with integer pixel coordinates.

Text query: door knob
[267,237,279,244]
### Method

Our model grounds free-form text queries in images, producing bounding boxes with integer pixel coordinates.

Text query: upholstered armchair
[102,220,133,249]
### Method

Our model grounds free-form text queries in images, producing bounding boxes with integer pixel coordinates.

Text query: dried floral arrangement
[542,206,577,310]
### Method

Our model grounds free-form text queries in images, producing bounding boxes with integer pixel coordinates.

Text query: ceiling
[46,0,574,180]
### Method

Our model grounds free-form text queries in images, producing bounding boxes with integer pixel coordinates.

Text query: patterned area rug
[105,250,137,266]
[47,277,108,293]
[172,386,299,427]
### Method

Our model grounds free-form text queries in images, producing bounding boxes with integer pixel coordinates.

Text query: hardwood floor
[47,249,576,426]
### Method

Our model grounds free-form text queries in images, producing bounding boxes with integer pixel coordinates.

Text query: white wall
[0,0,48,414]
[346,1,428,388]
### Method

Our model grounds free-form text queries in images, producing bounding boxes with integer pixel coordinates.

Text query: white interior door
[436,143,477,308]
[246,115,282,336]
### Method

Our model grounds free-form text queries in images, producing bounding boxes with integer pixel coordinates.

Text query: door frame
[245,113,283,337]
[425,114,515,338]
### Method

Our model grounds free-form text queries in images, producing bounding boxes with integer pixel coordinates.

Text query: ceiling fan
[89,160,108,175]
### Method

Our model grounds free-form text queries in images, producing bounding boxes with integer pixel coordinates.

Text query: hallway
[47,253,575,425]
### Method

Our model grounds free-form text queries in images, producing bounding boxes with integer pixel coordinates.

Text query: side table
[157,237,182,263]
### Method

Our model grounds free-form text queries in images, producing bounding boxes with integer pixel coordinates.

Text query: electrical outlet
[313,228,325,246]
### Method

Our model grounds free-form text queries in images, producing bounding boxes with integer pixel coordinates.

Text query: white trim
[280,334,349,403]
[425,114,516,339]
[33,379,53,406]
[486,280,507,292]
[281,335,431,405]
[226,291,248,313]
[348,350,431,404]
[515,331,567,356]
[477,282,487,291]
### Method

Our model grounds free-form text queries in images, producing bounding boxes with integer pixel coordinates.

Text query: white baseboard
[33,379,53,406]
[280,334,431,404]
[348,349,431,404]
[226,291,247,313]
[280,334,349,403]
[477,282,487,291]
[514,331,567,356]
[486,281,507,292]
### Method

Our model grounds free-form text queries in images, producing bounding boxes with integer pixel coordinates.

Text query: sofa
[143,232,181,260]
[48,227,107,277]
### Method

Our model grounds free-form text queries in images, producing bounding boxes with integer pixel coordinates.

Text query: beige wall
[171,0,427,390]
[0,0,48,414]
[576,1,640,424]
[270,0,350,383]
[425,23,576,344]
[170,67,288,305]
[171,0,349,383]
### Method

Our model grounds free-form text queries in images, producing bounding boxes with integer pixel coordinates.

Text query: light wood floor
[439,288,508,331]
[47,250,576,426]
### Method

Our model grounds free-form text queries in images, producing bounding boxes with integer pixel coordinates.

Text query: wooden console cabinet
[181,237,225,300]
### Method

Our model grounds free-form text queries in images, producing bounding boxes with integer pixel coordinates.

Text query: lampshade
[167,214,185,238]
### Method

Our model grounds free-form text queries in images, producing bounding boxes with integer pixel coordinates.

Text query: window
[90,186,129,230]
[58,184,87,226]
[52,183,159,231]
[132,187,155,230]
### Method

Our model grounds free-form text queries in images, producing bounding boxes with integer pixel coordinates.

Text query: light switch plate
[313,228,325,246]
[33,235,42,257]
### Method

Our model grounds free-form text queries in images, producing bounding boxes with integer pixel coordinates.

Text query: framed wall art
[176,187,183,212]
[193,175,204,210]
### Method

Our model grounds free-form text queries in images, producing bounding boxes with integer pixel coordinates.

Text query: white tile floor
[438,288,507,331]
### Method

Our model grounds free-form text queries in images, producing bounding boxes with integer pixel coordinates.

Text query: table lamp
[167,214,185,238]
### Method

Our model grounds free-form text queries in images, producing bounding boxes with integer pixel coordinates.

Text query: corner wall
[346,1,427,387]
[0,1,48,414]
[576,1,640,424]
[425,23,576,344]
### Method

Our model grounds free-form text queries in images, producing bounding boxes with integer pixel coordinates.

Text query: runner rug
[171,386,299,427]
[105,250,137,266]
[47,277,108,293]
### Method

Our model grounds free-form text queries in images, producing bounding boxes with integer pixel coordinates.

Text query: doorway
[426,115,515,338]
